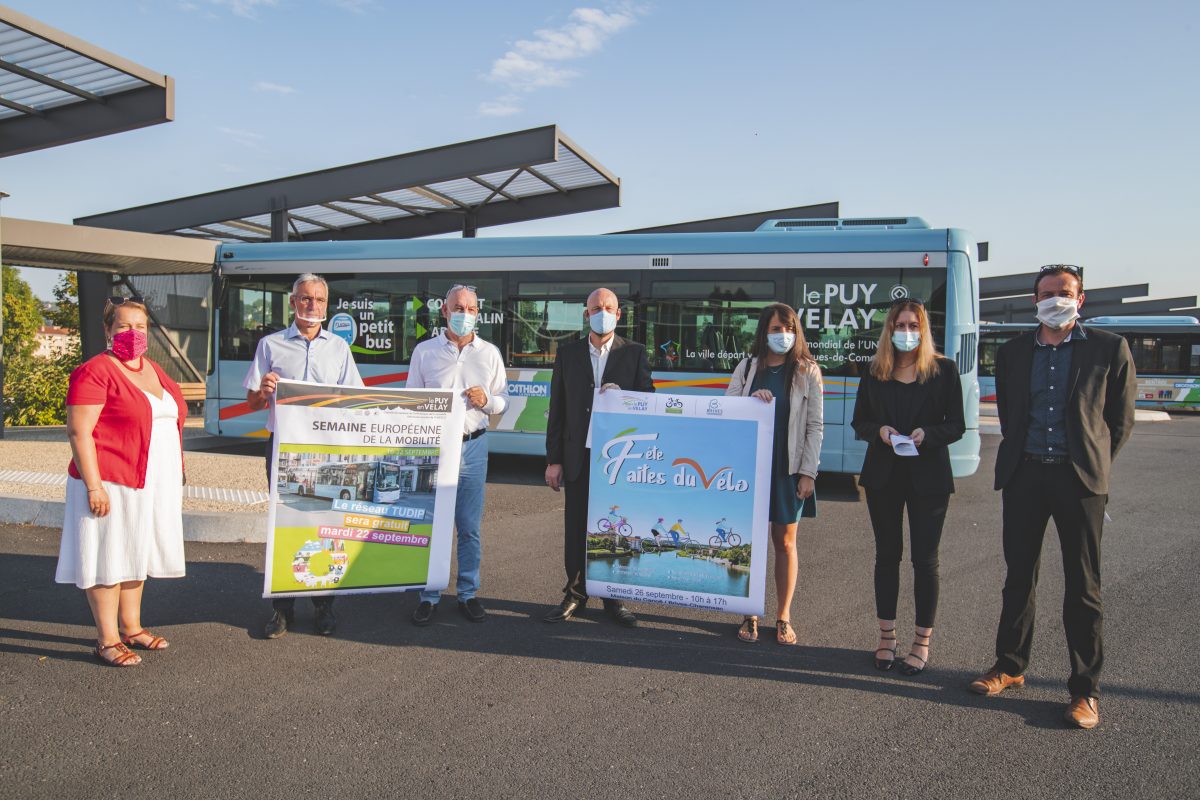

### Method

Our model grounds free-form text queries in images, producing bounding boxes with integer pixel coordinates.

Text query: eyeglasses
[447,283,477,294]
[107,295,145,306]
[890,296,924,307]
[1039,264,1083,276]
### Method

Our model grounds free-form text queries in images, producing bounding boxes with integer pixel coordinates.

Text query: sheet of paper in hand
[890,434,919,457]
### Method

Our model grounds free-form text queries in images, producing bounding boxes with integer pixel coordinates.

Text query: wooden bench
[179,382,207,402]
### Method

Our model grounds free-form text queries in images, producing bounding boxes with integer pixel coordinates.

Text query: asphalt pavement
[2,419,1198,799]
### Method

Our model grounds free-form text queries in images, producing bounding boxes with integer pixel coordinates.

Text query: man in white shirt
[406,284,509,625]
[243,273,363,639]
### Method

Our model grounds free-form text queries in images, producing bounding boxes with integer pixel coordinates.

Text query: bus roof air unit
[759,217,930,231]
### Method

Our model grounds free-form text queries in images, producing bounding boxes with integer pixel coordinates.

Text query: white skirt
[56,391,186,589]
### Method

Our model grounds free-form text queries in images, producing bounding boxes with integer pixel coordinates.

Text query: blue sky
[4,0,1198,307]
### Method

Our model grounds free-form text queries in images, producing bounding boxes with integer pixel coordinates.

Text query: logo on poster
[620,395,651,412]
[664,397,684,414]
[329,313,356,345]
[706,399,724,416]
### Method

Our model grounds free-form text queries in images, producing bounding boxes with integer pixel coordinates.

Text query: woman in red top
[56,297,187,667]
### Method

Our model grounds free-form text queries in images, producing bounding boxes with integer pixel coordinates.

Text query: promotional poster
[586,389,774,616]
[263,379,465,598]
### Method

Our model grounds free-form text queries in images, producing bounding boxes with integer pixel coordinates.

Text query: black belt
[1022,453,1067,464]
[463,428,486,442]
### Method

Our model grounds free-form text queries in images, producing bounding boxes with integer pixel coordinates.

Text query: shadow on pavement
[3,550,1191,733]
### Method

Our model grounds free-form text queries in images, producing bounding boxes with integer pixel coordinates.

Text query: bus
[277,464,317,495]
[312,460,411,503]
[207,217,983,476]
[977,316,1200,411]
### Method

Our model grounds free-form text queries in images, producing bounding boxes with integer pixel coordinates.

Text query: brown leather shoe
[969,669,1025,696]
[1064,696,1099,729]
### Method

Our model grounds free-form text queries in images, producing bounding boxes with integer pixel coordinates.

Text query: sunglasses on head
[890,296,924,307]
[107,295,145,306]
[1039,264,1082,276]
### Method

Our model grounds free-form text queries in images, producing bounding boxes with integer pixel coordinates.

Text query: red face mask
[111,329,148,361]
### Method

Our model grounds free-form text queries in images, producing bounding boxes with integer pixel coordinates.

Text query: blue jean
[421,433,488,603]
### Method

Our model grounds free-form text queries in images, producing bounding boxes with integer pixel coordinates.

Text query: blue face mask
[767,332,795,354]
[891,331,920,352]
[589,310,617,335]
[448,312,476,337]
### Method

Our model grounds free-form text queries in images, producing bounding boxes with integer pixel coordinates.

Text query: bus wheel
[340,490,351,500]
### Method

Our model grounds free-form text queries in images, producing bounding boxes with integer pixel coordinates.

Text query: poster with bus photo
[586,390,774,616]
[263,379,464,597]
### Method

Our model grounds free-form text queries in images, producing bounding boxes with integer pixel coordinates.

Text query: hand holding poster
[586,390,774,616]
[264,380,464,598]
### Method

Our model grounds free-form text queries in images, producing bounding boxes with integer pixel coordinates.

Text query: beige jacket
[726,357,824,478]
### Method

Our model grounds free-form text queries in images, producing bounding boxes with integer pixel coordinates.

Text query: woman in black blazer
[852,299,964,675]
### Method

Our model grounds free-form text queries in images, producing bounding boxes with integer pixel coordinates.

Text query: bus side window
[645,280,773,373]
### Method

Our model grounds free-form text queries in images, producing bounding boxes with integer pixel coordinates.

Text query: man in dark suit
[970,265,1136,730]
[543,288,654,626]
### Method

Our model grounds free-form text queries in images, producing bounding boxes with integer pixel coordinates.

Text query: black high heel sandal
[874,626,897,671]
[898,632,931,676]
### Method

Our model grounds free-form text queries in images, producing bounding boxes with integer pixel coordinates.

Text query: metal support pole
[0,191,8,439]
[270,196,288,242]
[462,210,477,238]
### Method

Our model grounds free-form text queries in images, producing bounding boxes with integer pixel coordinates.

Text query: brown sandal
[776,620,798,646]
[95,641,141,667]
[121,630,169,650]
[737,617,759,643]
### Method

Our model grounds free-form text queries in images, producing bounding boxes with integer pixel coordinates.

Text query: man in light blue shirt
[243,273,363,639]
[405,284,508,626]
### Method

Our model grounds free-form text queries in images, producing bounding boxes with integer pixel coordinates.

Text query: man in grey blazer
[970,265,1136,730]
[543,288,654,626]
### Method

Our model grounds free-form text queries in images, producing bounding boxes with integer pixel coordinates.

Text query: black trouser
[562,458,591,602]
[265,435,333,616]
[865,460,949,628]
[996,459,1106,698]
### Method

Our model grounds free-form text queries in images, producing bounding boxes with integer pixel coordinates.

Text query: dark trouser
[562,458,591,602]
[265,435,333,616]
[865,460,949,628]
[996,459,1106,698]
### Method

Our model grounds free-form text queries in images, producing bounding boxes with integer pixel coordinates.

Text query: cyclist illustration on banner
[586,389,773,617]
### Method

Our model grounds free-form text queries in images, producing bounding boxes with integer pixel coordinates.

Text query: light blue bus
[207,217,983,476]
[979,316,1200,411]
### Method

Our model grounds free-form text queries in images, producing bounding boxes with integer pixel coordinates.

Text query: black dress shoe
[603,600,638,628]
[313,603,337,636]
[543,597,585,623]
[264,610,293,639]
[412,600,436,626]
[458,598,486,622]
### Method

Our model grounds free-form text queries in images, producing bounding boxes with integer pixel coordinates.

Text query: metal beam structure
[77,125,620,242]
[0,4,174,157]
[0,216,216,275]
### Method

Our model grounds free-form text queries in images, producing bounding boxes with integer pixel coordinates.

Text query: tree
[3,342,78,426]
[2,267,81,426]
[2,265,42,362]
[45,271,80,331]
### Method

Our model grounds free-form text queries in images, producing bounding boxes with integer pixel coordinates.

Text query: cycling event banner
[586,390,774,617]
[263,379,465,598]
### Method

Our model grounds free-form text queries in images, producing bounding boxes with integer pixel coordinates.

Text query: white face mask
[1035,296,1080,330]
[891,331,920,352]
[767,332,795,354]
[295,312,327,324]
[589,310,617,336]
